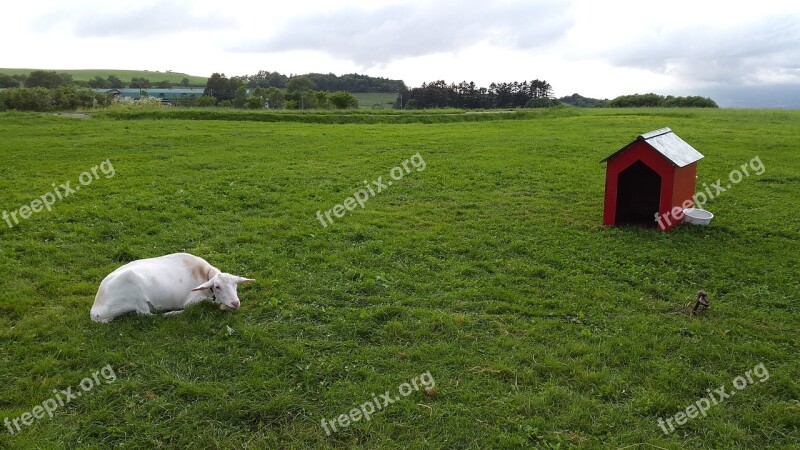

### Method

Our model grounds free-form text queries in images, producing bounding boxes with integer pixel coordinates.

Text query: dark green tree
[233,85,248,108]
[246,95,264,109]
[329,91,358,109]
[558,93,608,108]
[107,75,125,89]
[286,76,316,109]
[204,73,242,102]
[130,77,151,89]
[59,73,74,86]
[264,87,285,109]
[0,74,20,88]
[314,91,329,109]
[246,70,288,88]
[26,70,67,88]
[286,76,315,92]
[88,76,110,88]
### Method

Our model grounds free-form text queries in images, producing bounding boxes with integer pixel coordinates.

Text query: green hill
[0,68,208,86]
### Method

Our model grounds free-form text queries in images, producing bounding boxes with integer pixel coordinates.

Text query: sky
[4,0,800,106]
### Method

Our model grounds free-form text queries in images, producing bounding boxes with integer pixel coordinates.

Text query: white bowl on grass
[683,208,714,226]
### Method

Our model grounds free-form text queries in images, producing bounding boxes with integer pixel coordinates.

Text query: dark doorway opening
[615,161,661,227]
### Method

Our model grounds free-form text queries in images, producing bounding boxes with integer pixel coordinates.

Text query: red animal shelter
[601,128,704,231]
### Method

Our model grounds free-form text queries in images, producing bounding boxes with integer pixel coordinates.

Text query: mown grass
[98,107,548,124]
[0,109,798,449]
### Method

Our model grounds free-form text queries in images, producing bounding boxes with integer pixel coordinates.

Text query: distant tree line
[608,93,718,108]
[0,73,25,88]
[402,79,555,109]
[0,86,112,111]
[559,92,718,108]
[241,70,405,93]
[0,70,721,111]
[0,70,75,89]
[202,73,358,110]
[305,73,405,93]
[0,70,196,90]
[558,93,609,108]
[0,70,199,111]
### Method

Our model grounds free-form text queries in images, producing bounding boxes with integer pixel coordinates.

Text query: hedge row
[0,86,112,112]
[100,108,555,124]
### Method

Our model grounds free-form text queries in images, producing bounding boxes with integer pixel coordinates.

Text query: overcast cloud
[34,1,236,38]
[604,14,800,85]
[239,0,574,66]
[4,0,800,106]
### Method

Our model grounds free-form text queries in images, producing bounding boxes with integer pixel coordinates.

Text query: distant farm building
[601,128,704,231]
[98,88,206,105]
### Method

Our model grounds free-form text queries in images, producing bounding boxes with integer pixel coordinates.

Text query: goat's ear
[191,279,214,291]
[236,277,255,284]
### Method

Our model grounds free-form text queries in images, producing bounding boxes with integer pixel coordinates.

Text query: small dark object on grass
[692,290,710,315]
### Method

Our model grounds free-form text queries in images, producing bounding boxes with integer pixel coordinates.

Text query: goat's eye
[215,285,220,290]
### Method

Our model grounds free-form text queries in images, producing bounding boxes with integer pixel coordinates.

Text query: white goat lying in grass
[91,253,254,323]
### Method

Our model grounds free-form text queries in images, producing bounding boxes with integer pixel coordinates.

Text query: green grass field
[0,68,208,86]
[0,108,798,449]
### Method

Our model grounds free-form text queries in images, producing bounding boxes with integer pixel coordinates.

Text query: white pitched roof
[602,127,704,167]
[639,128,704,167]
